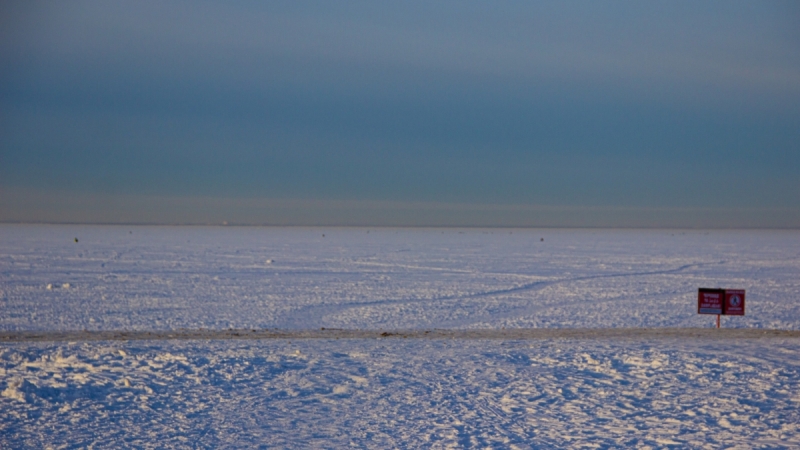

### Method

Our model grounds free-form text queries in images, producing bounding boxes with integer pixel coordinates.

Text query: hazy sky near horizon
[1,1,799,226]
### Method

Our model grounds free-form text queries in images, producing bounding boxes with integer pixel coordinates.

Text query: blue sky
[1,1,799,226]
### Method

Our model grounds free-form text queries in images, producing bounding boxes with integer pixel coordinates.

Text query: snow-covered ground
[2,225,799,447]
[3,225,799,331]
[3,337,799,448]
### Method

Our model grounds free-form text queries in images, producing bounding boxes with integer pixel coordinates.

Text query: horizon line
[2,189,799,228]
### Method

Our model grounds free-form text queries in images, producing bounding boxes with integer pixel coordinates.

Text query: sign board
[698,288,745,315]
[698,288,724,315]
[724,289,746,316]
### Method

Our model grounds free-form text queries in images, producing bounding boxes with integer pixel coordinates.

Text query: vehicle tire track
[281,262,719,328]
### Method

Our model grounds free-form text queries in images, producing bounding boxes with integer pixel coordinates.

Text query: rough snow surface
[2,338,799,448]
[2,225,800,447]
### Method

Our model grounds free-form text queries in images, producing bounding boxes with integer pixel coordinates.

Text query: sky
[1,1,799,227]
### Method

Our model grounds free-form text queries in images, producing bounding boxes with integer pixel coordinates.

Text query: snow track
[281,261,712,328]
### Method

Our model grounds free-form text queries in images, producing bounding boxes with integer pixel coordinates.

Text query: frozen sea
[2,225,799,448]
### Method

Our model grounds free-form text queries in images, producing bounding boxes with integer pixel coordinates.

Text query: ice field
[3,225,800,331]
[2,225,800,447]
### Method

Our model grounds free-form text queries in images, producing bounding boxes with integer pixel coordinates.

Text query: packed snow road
[2,327,800,342]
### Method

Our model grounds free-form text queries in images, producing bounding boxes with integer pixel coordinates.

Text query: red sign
[724,289,746,316]
[698,288,724,314]
[698,288,746,315]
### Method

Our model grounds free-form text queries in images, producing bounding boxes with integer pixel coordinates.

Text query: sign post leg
[716,314,720,329]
